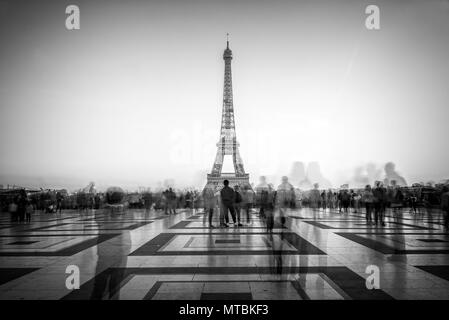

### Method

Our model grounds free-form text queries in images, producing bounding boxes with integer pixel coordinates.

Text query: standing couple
[203,180,248,228]
[219,180,244,228]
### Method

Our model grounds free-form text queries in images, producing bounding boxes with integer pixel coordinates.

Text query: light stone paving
[0,207,448,300]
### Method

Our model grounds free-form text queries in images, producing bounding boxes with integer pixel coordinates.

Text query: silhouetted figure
[143,191,153,213]
[167,188,177,215]
[309,183,321,211]
[264,185,276,233]
[321,190,327,210]
[373,181,387,226]
[362,185,375,224]
[242,185,255,224]
[233,185,243,226]
[185,191,192,209]
[77,192,89,213]
[94,194,101,210]
[276,176,294,224]
[56,191,63,214]
[17,189,28,223]
[409,193,418,214]
[326,189,334,210]
[162,189,168,214]
[8,200,18,222]
[352,190,361,213]
[104,186,126,214]
[219,180,236,227]
[341,190,350,213]
[202,186,216,228]
[25,200,33,223]
[441,186,449,230]
[391,186,404,215]
[337,190,343,212]
[255,176,269,218]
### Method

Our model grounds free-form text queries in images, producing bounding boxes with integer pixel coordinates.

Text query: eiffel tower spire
[205,37,250,189]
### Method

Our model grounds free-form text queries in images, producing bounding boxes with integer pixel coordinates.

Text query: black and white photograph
[0,0,449,314]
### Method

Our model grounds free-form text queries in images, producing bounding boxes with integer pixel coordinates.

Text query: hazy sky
[1,0,449,190]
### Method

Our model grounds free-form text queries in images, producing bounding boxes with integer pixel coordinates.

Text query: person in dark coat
[167,188,177,215]
[233,185,243,227]
[219,180,237,227]
[17,189,28,223]
[373,181,387,226]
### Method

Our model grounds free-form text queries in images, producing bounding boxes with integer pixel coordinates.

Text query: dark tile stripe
[129,232,325,256]
[0,268,39,286]
[201,292,252,300]
[336,233,449,255]
[61,266,393,300]
[415,265,449,282]
[0,234,119,256]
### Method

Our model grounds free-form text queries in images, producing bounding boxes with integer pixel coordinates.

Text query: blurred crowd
[1,177,448,229]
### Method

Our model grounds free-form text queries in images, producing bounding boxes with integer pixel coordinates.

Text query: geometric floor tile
[1,207,449,300]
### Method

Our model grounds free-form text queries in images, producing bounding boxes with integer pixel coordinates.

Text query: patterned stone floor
[0,207,448,300]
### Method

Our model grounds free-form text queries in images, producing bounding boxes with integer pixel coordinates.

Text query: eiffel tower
[205,36,250,190]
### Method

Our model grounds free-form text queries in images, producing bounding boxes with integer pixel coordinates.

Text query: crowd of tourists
[1,178,448,229]
[201,177,449,230]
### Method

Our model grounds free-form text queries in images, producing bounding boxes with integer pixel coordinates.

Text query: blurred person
[242,185,255,224]
[295,188,303,209]
[440,186,449,230]
[326,189,334,210]
[167,188,177,215]
[56,191,64,214]
[193,191,201,211]
[90,211,130,300]
[309,183,321,211]
[8,199,18,222]
[202,186,216,228]
[185,191,192,209]
[386,183,395,211]
[265,184,276,233]
[409,193,418,214]
[276,176,295,224]
[373,181,387,226]
[77,192,89,213]
[255,176,269,218]
[17,189,28,223]
[270,228,286,275]
[233,185,244,226]
[352,190,361,213]
[25,199,33,223]
[337,190,343,212]
[162,189,169,214]
[362,185,375,224]
[332,192,338,209]
[258,189,269,220]
[349,189,355,212]
[321,190,327,210]
[143,191,153,213]
[341,189,351,213]
[395,188,404,213]
[94,193,102,210]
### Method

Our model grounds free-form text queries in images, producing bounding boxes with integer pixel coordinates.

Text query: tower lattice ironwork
[205,36,250,189]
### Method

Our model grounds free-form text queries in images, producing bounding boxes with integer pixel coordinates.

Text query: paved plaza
[0,207,448,300]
